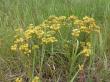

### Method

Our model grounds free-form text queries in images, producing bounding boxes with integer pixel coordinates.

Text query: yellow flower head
[68,15,78,21]
[19,43,31,54]
[50,24,60,31]
[42,36,57,44]
[74,19,84,26]
[32,76,40,82]
[11,44,17,51]
[72,29,80,37]
[79,64,84,71]
[15,77,22,82]
[82,46,91,57]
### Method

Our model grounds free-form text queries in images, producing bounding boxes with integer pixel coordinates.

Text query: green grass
[0,0,110,82]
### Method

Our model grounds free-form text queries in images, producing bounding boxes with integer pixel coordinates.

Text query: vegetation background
[0,0,110,82]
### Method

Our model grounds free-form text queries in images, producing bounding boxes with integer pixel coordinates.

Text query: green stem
[51,43,54,55]
[40,44,45,76]
[31,49,36,81]
[70,69,80,82]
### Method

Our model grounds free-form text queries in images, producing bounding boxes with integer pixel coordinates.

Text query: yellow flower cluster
[72,16,100,37]
[82,47,91,57]
[71,16,100,57]
[42,36,57,44]
[68,15,78,21]
[47,16,66,31]
[79,64,84,71]
[11,37,31,55]
[32,76,40,82]
[11,28,31,55]
[19,43,31,54]
[24,25,35,39]
[11,44,17,51]
[11,16,66,54]
[15,78,22,82]
[72,29,80,37]
[81,42,91,57]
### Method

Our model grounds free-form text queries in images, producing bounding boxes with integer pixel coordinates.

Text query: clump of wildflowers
[11,16,100,56]
[11,15,101,82]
